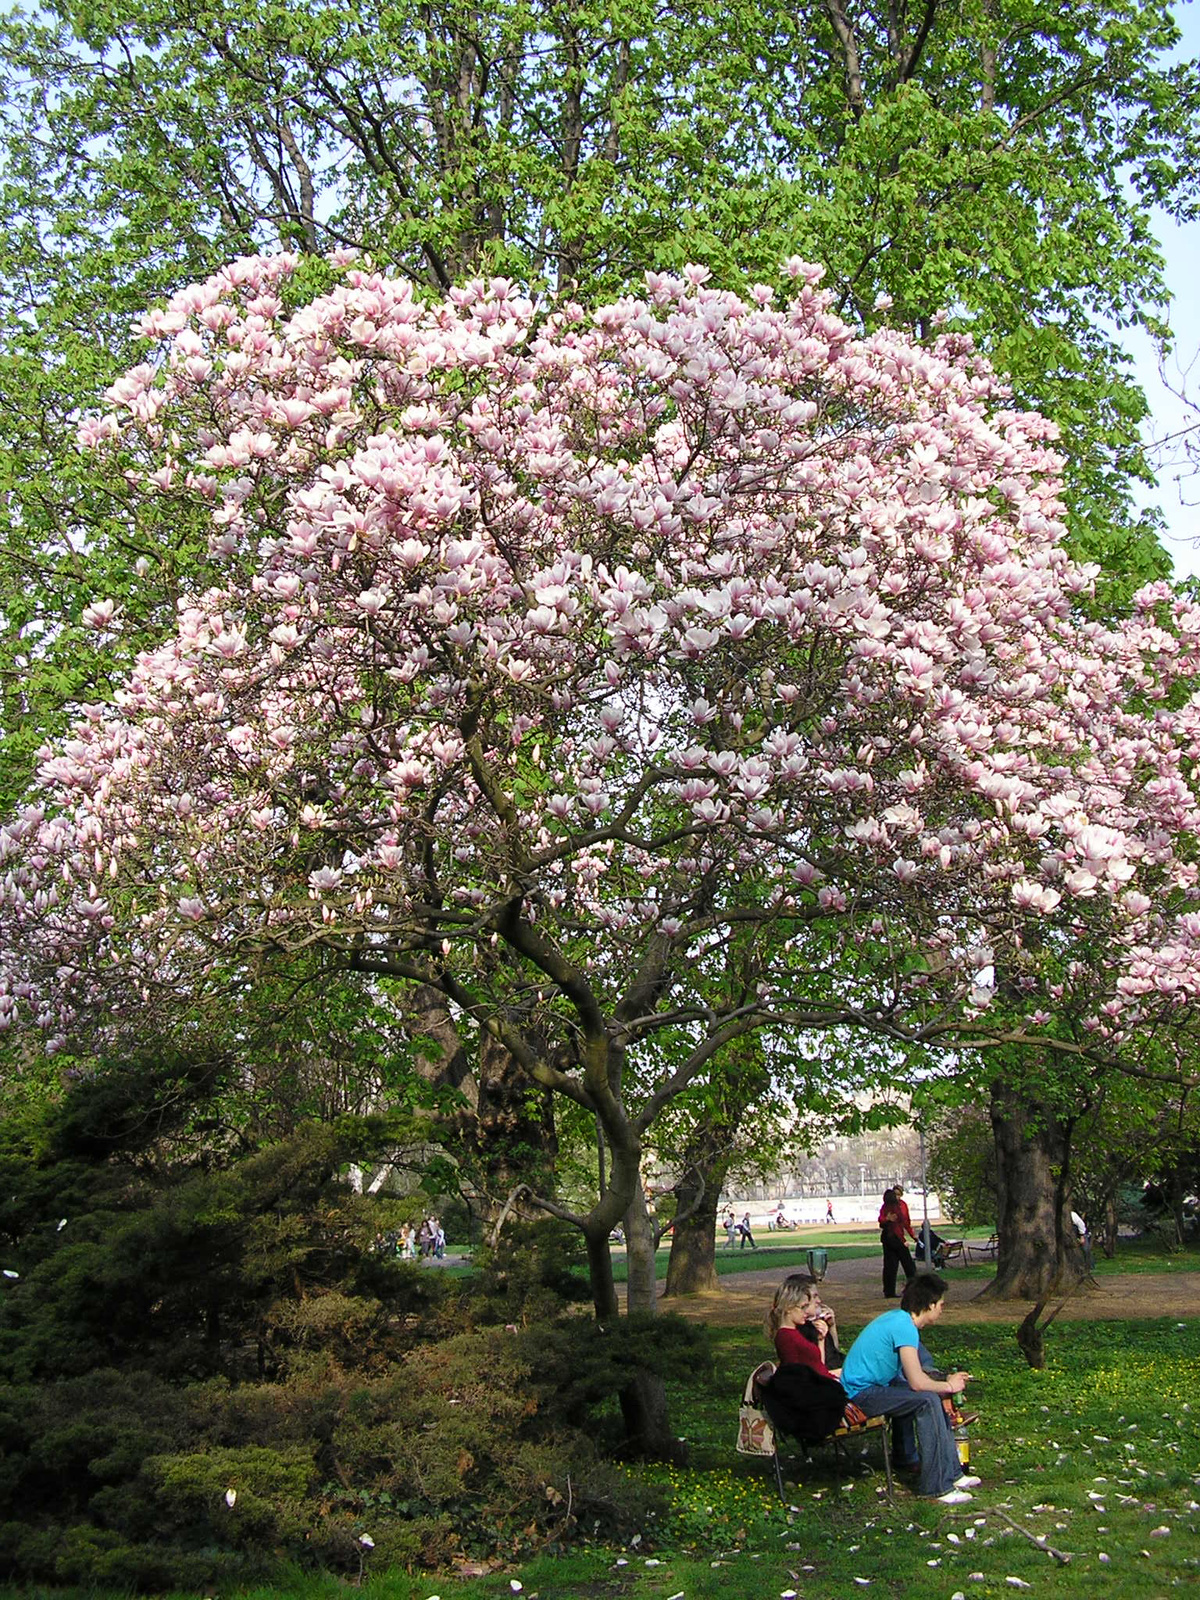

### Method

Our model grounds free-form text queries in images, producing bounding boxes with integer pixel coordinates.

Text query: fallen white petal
[224,1489,236,1508]
[1150,1526,1170,1537]
[1005,1581,1031,1590]
[359,1535,374,1549]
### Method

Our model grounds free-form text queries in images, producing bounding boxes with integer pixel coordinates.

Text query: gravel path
[641,1246,1200,1330]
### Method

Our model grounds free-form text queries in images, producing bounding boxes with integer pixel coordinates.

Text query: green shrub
[464,1216,592,1322]
[0,1058,669,1587]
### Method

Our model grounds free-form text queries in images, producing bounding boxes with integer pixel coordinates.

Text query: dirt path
[644,1248,1200,1330]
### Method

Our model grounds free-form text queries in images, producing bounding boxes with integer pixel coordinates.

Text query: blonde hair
[765,1273,819,1338]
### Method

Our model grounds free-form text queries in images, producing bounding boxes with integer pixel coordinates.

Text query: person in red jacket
[893,1185,918,1244]
[879,1187,916,1297]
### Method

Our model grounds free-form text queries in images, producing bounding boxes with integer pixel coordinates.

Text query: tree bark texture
[618,1365,685,1462]
[663,1143,731,1297]
[460,1030,558,1221]
[622,1174,660,1314]
[983,1081,1085,1299]
[663,1189,721,1295]
[407,987,558,1226]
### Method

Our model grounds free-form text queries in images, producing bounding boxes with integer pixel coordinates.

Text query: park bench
[968,1234,999,1262]
[737,1361,894,1500]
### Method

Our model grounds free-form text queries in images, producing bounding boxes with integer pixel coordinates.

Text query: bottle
[953,1416,970,1468]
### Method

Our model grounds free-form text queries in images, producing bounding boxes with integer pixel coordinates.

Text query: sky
[1126,1,1200,577]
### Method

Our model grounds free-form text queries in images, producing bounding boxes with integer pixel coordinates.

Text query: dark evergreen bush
[0,1057,669,1587]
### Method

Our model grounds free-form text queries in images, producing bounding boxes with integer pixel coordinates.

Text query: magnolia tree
[5,253,1200,1327]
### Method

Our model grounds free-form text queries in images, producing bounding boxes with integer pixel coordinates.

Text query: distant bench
[967,1233,998,1262]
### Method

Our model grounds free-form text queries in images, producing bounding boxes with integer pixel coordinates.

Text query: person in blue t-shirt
[841,1273,978,1503]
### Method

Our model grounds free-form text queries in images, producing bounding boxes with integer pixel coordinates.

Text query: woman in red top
[761,1275,848,1442]
[767,1276,840,1377]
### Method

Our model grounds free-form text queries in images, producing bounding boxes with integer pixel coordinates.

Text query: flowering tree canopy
[4,253,1200,1306]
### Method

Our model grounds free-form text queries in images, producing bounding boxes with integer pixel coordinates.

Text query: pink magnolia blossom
[3,253,1200,1059]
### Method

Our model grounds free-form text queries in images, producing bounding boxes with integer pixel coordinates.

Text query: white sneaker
[935,1489,974,1504]
[954,1474,982,1489]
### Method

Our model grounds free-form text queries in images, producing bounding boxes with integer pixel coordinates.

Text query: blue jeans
[848,1380,960,1497]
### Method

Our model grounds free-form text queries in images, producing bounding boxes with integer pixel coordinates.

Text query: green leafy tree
[2,0,1195,803]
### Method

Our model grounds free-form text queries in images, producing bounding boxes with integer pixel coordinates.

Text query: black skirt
[761,1362,848,1445]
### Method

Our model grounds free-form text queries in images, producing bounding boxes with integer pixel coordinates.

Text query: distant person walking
[825,1199,835,1225]
[879,1187,916,1297]
[723,1211,738,1248]
[738,1211,757,1250]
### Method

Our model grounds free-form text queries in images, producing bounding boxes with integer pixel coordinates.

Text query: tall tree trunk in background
[982,1080,1084,1299]
[663,1141,732,1297]
[663,1172,723,1295]
[462,1030,557,1222]
[1103,1191,1119,1258]
[1167,1163,1187,1247]
[408,986,557,1228]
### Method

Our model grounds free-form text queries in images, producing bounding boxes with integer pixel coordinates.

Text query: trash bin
[806,1248,829,1282]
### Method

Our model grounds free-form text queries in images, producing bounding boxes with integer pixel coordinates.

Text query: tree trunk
[622,1174,660,1314]
[408,985,558,1228]
[981,1081,1085,1299]
[661,1040,762,1296]
[585,1226,619,1320]
[663,1201,720,1295]
[619,1365,685,1462]
[595,1119,680,1459]
[1103,1190,1119,1259]
[663,1153,726,1297]
[1168,1165,1187,1247]
[461,1030,558,1222]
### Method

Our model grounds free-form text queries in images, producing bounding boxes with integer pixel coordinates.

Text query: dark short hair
[901,1273,947,1316]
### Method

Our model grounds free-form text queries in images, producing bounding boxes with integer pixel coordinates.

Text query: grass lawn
[23,1308,1197,1600]
[946,1236,1200,1285]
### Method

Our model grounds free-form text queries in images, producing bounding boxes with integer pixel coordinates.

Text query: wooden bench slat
[831,1414,887,1437]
